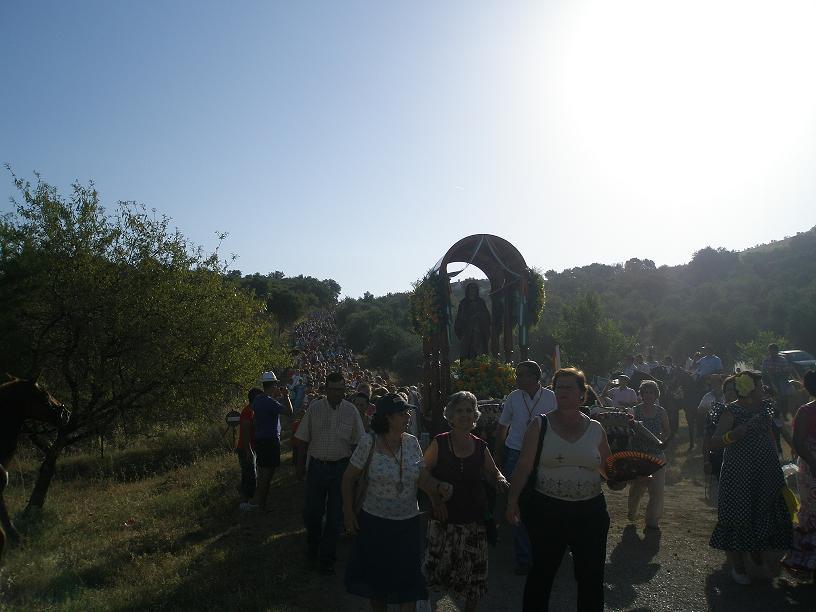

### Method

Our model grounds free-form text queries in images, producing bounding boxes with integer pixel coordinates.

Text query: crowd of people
[232,315,816,611]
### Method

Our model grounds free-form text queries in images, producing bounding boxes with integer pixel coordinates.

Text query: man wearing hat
[295,372,364,574]
[253,371,293,511]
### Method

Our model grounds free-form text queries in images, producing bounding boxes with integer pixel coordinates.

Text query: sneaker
[731,568,751,585]
[239,502,258,512]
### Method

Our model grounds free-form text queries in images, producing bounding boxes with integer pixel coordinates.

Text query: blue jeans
[504,446,532,567]
[304,458,348,564]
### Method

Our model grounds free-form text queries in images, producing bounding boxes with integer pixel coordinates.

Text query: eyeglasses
[454,407,475,414]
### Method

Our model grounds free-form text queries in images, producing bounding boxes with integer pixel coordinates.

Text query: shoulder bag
[518,414,548,524]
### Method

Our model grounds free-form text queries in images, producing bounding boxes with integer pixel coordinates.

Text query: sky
[2,1,816,298]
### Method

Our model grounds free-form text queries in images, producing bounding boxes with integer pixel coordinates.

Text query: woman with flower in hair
[708,370,792,585]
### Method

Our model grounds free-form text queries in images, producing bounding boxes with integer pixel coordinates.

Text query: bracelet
[722,430,734,445]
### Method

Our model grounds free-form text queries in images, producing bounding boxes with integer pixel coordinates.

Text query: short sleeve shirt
[499,387,557,451]
[762,355,793,381]
[236,404,254,450]
[294,398,363,461]
[695,355,723,376]
[252,395,282,440]
[608,386,638,408]
[350,433,424,520]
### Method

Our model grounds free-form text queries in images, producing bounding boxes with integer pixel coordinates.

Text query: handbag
[782,485,800,525]
[518,414,548,523]
[352,433,376,514]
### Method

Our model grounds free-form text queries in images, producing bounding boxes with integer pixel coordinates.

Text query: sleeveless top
[431,432,488,524]
[535,419,604,501]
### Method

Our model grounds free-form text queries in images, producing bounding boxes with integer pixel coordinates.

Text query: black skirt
[345,510,428,604]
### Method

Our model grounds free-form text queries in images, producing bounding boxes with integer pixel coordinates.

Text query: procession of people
[233,309,815,611]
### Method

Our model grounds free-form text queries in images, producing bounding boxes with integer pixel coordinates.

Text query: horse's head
[2,377,70,427]
[29,381,70,427]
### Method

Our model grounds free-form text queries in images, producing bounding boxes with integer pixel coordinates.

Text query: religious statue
[454,282,491,360]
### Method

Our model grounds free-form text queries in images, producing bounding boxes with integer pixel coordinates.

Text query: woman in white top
[342,393,453,612]
[506,367,618,612]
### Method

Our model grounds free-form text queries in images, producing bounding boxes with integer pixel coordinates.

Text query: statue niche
[454,282,491,360]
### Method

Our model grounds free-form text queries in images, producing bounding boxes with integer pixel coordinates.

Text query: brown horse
[0,377,69,558]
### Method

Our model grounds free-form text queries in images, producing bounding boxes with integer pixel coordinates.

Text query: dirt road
[297,448,816,611]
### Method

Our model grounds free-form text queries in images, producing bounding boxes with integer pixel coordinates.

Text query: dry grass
[0,431,315,611]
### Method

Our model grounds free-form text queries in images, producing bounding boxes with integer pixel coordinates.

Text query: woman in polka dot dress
[708,370,792,585]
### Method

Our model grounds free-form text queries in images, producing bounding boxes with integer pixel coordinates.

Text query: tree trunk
[26,440,64,510]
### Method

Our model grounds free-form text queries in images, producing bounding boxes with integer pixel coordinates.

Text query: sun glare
[524,0,816,245]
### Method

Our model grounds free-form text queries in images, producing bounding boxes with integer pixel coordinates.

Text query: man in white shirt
[494,360,557,575]
[634,354,651,375]
[603,375,639,409]
[295,372,364,575]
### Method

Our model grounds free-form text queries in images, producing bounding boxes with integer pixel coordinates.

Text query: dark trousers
[236,449,256,499]
[523,492,610,612]
[304,458,348,564]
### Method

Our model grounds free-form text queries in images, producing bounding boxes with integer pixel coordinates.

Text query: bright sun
[521,0,816,243]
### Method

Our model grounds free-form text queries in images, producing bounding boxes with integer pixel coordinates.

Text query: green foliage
[366,324,412,370]
[0,171,280,506]
[554,292,635,378]
[334,290,419,383]
[409,271,449,337]
[342,309,383,353]
[736,331,788,369]
[236,271,341,315]
[450,355,516,400]
[265,285,306,335]
[539,228,816,365]
[392,343,423,383]
[525,267,546,327]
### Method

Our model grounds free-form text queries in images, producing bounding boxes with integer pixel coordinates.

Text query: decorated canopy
[410,234,544,434]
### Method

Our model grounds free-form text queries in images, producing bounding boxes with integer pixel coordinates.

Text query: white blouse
[534,419,604,501]
[350,433,424,520]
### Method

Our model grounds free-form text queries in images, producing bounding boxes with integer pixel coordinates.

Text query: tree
[0,172,278,508]
[342,309,384,353]
[736,331,788,369]
[554,293,634,378]
[266,286,305,335]
[366,324,411,371]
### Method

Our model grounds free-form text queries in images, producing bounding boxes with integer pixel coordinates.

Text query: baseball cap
[260,371,278,383]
